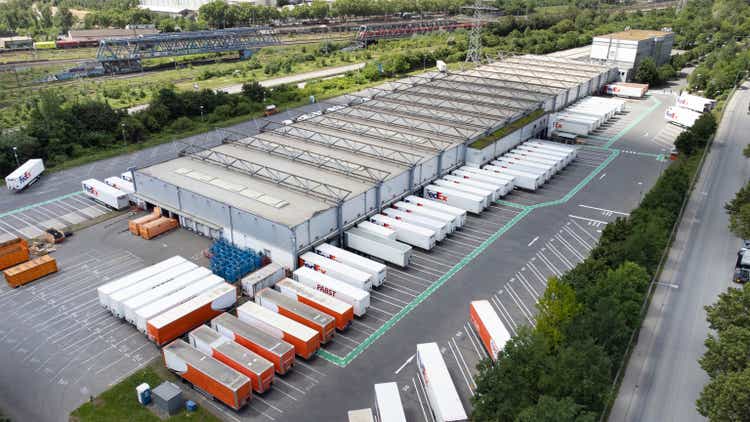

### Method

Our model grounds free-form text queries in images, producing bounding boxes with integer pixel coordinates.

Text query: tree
[535,277,582,349]
[700,326,750,378]
[697,367,750,421]
[56,7,75,33]
[705,286,750,333]
[634,57,660,86]
[472,327,551,421]
[241,81,267,102]
[516,396,597,422]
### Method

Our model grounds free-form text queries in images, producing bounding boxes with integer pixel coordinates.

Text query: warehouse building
[590,29,674,82]
[134,55,618,269]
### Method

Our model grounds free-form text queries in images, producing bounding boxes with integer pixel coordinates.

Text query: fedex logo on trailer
[299,259,326,274]
[554,122,564,129]
[426,190,447,202]
[84,183,98,197]
[665,109,678,119]
[18,171,32,183]
[677,97,688,106]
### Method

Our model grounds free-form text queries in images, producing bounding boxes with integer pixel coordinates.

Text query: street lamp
[121,122,127,146]
[12,146,19,167]
[200,105,204,121]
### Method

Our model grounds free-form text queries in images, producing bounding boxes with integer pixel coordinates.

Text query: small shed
[152,381,183,415]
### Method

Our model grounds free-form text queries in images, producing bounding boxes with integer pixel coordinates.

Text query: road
[219,62,366,94]
[609,82,750,422]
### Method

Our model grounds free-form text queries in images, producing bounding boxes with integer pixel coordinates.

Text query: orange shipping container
[140,217,179,240]
[129,213,160,235]
[163,339,252,410]
[0,238,29,271]
[4,255,57,288]
[236,302,320,360]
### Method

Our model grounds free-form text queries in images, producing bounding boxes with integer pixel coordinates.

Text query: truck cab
[734,247,750,283]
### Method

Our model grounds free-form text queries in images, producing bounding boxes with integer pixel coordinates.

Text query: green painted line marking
[494,200,529,210]
[603,96,662,149]
[318,150,621,367]
[0,190,84,219]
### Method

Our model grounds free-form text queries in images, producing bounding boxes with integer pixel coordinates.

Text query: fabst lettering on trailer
[315,284,336,297]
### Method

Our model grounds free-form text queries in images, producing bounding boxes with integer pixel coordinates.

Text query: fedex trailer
[505,150,564,171]
[526,140,578,159]
[450,169,516,194]
[255,288,335,344]
[482,165,542,191]
[516,143,574,165]
[104,176,135,194]
[665,106,701,128]
[491,158,551,182]
[416,342,468,422]
[345,227,412,268]
[293,266,370,317]
[391,201,457,232]
[369,214,437,250]
[212,313,295,375]
[549,114,594,136]
[424,185,485,214]
[81,178,129,210]
[381,208,448,240]
[5,159,44,192]
[109,261,197,318]
[314,243,386,287]
[298,252,372,291]
[469,300,511,360]
[147,283,237,346]
[97,256,187,309]
[454,167,516,189]
[434,178,494,205]
[676,93,716,113]
[189,325,274,394]
[494,155,555,179]
[135,275,225,333]
[162,340,251,411]
[442,174,510,200]
[603,82,647,98]
[403,195,466,228]
[236,301,320,359]
[357,221,397,240]
[122,267,212,324]
[276,278,354,331]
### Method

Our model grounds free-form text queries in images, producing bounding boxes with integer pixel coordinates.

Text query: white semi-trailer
[5,159,44,192]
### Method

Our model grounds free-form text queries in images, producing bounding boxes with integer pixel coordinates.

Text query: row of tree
[472,112,717,420]
[697,284,750,420]
[0,0,75,37]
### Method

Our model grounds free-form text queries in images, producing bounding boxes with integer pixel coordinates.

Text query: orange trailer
[189,325,274,394]
[276,278,354,331]
[147,283,236,346]
[212,313,295,375]
[163,339,252,410]
[469,300,511,360]
[4,255,57,288]
[236,302,320,360]
[0,237,29,270]
[255,288,335,344]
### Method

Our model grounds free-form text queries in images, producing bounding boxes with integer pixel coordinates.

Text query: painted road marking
[579,204,629,216]
[395,354,415,375]
[412,376,432,422]
[569,214,608,225]
[464,323,486,360]
[527,236,539,247]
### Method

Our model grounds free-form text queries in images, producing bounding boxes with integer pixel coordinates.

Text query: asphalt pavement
[609,83,750,422]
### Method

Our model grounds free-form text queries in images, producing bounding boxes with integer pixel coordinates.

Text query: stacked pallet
[0,238,30,270]
[128,208,179,240]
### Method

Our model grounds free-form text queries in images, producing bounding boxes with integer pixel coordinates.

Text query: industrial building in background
[590,29,674,82]
[133,54,618,270]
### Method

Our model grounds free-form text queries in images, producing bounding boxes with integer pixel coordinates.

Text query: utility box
[152,382,183,415]
[136,383,151,405]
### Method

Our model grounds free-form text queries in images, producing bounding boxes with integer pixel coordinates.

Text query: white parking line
[452,337,476,389]
[536,251,562,277]
[464,324,487,360]
[370,290,409,307]
[410,252,455,268]
[546,241,575,270]
[447,340,474,395]
[570,219,600,241]
[412,376,432,422]
[569,214,608,225]
[563,225,593,250]
[395,354,415,375]
[578,204,629,216]
[415,373,436,422]
[267,380,300,401]
[526,261,549,287]
[490,295,517,332]
[506,284,535,325]
[516,272,539,298]
[555,233,586,261]
[380,283,419,297]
